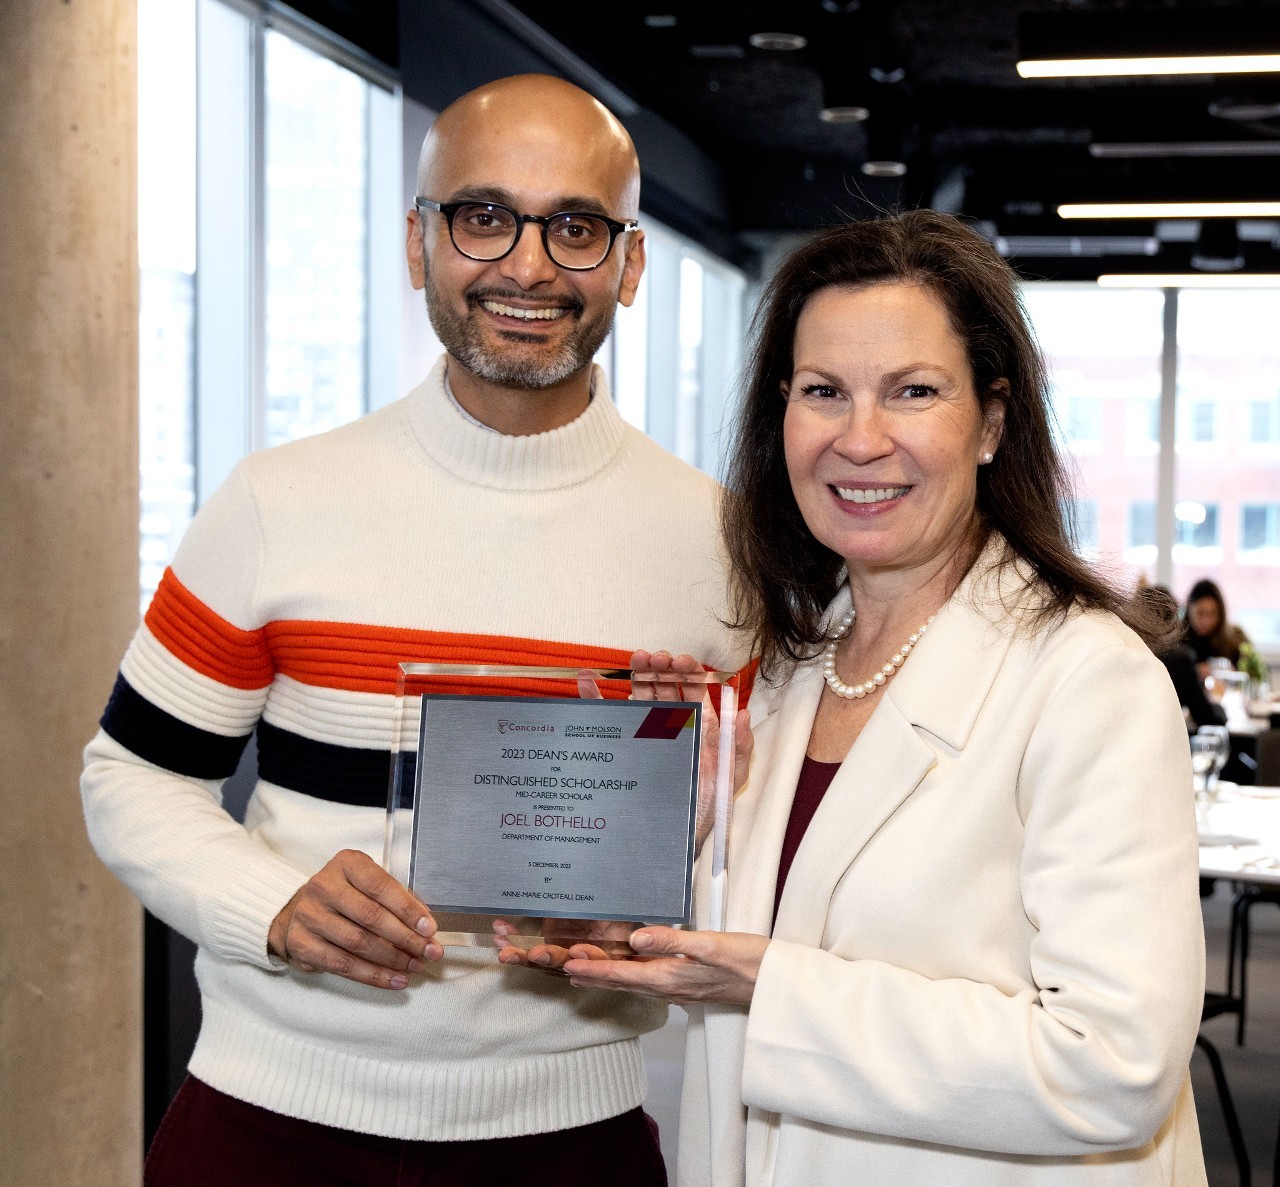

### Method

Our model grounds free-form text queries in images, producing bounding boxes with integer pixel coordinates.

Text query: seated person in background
[1139,584,1227,729]
[1183,576,1249,669]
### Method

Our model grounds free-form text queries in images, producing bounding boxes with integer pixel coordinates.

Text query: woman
[555,211,1207,1186]
[1183,577,1249,668]
[1138,585,1226,730]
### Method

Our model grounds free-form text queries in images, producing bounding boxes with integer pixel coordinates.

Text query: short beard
[423,265,616,391]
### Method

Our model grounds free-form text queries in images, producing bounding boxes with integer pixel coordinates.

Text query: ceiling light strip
[1018,54,1280,78]
[1059,202,1280,219]
[1089,141,1280,159]
[1097,274,1280,288]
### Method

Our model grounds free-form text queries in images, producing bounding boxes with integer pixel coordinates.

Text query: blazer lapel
[773,691,935,945]
[773,541,1022,946]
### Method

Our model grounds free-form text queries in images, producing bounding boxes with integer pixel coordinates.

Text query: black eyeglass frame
[415,198,639,271]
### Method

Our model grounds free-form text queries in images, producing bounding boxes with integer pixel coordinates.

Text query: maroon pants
[146,1076,668,1187]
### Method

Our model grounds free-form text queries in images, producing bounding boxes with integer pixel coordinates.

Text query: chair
[1198,993,1251,1187]
[1225,885,1280,1045]
[1255,728,1280,786]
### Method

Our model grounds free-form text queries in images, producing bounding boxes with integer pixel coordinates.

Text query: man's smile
[478,300,572,322]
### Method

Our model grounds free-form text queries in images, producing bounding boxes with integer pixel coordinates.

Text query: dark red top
[772,755,842,925]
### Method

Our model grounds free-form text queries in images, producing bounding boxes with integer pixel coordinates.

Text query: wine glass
[1192,726,1230,801]
[1198,725,1231,785]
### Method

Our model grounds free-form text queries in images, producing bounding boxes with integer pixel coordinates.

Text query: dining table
[1198,782,1280,885]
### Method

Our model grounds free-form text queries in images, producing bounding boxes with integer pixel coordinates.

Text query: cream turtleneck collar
[405,355,627,492]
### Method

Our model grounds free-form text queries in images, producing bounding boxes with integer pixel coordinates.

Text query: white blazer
[679,549,1207,1187]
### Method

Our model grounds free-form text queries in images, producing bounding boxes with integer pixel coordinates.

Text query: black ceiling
[492,0,1280,278]
[294,0,1280,278]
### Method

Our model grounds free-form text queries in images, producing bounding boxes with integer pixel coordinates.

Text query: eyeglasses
[415,198,638,271]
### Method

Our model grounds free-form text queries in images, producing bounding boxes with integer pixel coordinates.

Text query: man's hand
[268,849,442,990]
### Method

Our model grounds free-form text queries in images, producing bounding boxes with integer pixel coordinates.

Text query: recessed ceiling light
[1018,54,1280,78]
[748,31,808,52]
[1059,202,1280,219]
[1097,273,1280,288]
[820,105,870,124]
[643,14,677,28]
[821,0,861,13]
[1209,96,1280,120]
[861,159,908,177]
[688,44,745,60]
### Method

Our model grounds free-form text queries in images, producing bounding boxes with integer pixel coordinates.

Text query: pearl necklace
[821,606,935,700]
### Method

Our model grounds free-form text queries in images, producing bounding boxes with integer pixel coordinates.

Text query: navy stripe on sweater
[101,674,251,780]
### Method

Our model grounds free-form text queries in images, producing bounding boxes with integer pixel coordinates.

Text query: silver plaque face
[410,695,700,924]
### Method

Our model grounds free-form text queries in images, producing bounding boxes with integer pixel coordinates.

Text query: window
[1174,502,1218,549]
[263,31,370,447]
[1128,397,1159,446]
[1242,505,1280,551]
[138,0,197,606]
[1189,400,1215,444]
[1025,283,1280,652]
[137,0,400,605]
[1064,396,1103,443]
[1071,500,1100,554]
[1128,501,1156,550]
[607,219,746,478]
[1174,290,1280,647]
[1250,398,1280,444]
[1021,286,1163,586]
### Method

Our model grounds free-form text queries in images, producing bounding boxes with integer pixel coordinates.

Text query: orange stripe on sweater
[145,569,274,690]
[143,577,757,704]
[262,622,636,696]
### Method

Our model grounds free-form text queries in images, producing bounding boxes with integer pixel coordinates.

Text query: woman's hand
[560,926,769,1007]
[494,916,635,970]
[612,650,753,847]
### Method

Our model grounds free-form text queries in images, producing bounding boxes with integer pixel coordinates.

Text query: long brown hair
[722,210,1167,676]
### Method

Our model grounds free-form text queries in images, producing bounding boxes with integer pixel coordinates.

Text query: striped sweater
[81,357,747,1139]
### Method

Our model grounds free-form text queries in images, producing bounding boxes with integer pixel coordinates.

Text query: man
[82,74,744,1185]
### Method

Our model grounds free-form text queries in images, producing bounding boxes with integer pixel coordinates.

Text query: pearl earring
[980,451,994,464]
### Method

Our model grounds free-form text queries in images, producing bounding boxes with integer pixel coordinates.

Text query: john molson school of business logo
[497,721,556,735]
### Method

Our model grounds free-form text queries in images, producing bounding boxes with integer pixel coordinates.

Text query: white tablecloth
[1198,784,1280,885]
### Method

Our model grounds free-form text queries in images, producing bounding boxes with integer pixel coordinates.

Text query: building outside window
[1242,504,1280,552]
[1071,499,1101,554]
[1064,395,1104,444]
[1249,397,1280,445]
[1174,501,1219,550]
[606,219,746,479]
[1021,286,1164,587]
[1188,400,1216,444]
[1023,283,1280,651]
[1174,290,1280,646]
[1128,501,1157,551]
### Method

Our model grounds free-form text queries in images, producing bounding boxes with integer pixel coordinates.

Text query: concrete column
[0,3,142,1184]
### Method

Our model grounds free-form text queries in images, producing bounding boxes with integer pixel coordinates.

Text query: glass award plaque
[384,663,739,952]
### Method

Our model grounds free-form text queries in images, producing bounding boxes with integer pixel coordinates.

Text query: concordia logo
[633,706,696,740]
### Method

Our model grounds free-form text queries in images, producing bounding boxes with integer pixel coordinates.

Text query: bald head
[416,74,640,217]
